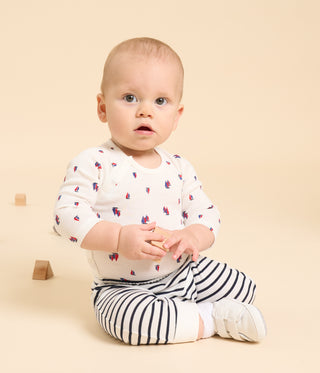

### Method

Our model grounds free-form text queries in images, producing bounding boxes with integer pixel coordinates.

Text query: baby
[54,37,266,345]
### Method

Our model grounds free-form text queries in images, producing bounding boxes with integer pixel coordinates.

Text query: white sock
[197,302,215,339]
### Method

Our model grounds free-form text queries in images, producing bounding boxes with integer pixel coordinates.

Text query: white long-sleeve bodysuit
[54,139,221,282]
[54,139,257,345]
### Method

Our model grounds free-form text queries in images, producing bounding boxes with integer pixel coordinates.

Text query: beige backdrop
[1,1,319,372]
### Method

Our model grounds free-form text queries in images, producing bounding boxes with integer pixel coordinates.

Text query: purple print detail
[112,207,121,217]
[165,180,171,189]
[141,215,150,224]
[163,207,169,215]
[109,253,119,261]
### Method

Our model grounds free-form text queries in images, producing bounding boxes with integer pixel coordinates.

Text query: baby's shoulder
[159,148,194,172]
[69,146,108,167]
[70,141,119,167]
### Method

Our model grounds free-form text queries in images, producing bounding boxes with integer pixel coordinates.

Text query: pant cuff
[173,300,199,343]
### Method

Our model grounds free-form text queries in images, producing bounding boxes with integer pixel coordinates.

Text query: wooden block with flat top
[151,227,171,252]
[32,260,54,280]
[15,193,26,206]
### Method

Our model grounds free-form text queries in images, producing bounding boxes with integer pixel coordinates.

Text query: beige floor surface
[1,160,319,373]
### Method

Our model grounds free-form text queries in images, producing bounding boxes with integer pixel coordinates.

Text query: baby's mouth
[137,126,152,131]
[135,124,154,134]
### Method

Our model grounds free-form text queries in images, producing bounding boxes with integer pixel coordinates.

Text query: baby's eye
[155,97,167,106]
[124,94,137,103]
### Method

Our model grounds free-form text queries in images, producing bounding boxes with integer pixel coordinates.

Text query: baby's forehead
[101,50,184,98]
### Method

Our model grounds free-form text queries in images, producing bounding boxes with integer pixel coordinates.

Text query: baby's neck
[132,150,161,168]
[113,142,161,168]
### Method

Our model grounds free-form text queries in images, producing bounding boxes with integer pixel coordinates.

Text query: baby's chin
[115,142,157,157]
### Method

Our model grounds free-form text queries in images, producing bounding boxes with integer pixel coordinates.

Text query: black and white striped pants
[91,256,256,345]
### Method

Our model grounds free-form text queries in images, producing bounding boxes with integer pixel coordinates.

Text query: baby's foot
[212,298,267,342]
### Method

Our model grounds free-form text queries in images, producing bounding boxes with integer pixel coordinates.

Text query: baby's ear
[97,94,107,122]
[173,104,184,130]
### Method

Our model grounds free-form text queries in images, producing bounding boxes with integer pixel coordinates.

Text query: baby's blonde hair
[100,37,184,98]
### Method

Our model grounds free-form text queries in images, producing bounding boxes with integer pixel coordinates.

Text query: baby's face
[98,52,183,156]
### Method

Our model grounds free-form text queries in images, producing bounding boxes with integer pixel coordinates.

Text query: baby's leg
[191,257,266,341]
[92,284,200,345]
[91,257,266,345]
[191,256,256,304]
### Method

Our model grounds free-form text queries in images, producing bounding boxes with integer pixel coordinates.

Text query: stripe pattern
[92,256,256,345]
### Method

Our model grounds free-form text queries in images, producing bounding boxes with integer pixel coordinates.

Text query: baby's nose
[136,102,154,118]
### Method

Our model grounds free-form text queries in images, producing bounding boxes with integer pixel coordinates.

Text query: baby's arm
[54,148,165,260]
[80,220,121,252]
[82,221,167,261]
[159,156,221,261]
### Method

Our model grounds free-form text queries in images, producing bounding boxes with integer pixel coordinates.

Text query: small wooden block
[151,227,171,252]
[15,193,26,206]
[32,260,54,280]
[151,227,172,262]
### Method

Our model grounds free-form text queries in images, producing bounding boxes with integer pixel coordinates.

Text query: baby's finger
[143,242,167,259]
[191,249,199,262]
[171,242,187,260]
[140,222,157,231]
[162,235,180,251]
[145,231,165,242]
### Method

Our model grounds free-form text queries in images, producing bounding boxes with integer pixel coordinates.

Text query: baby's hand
[117,222,166,261]
[162,227,200,262]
